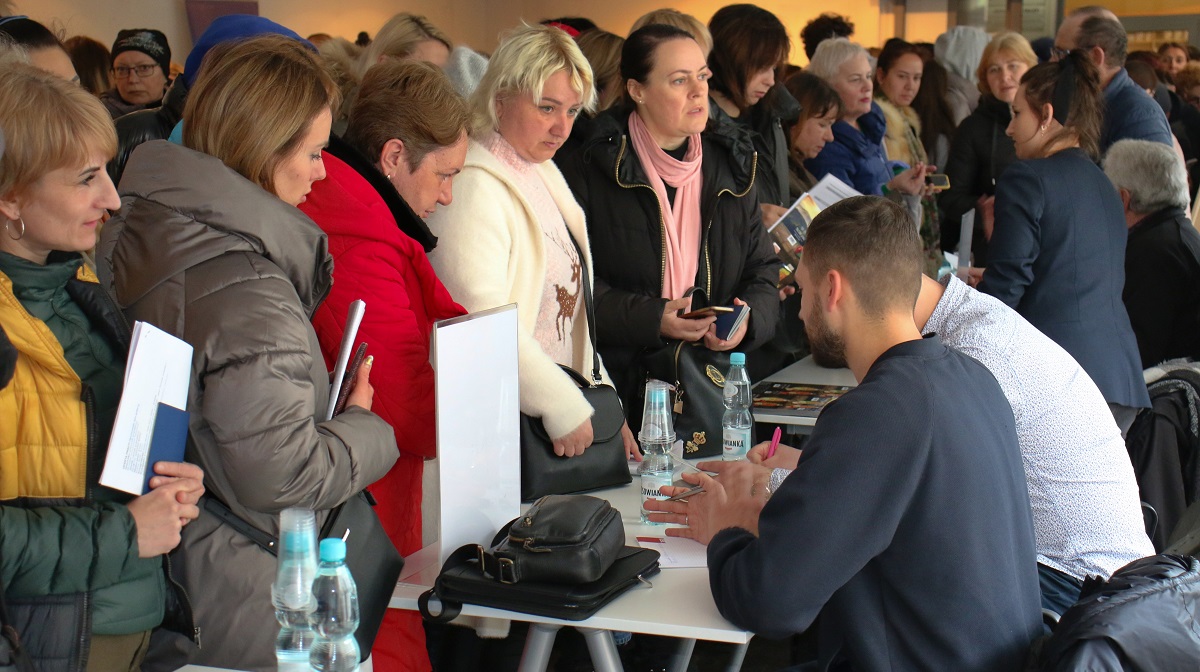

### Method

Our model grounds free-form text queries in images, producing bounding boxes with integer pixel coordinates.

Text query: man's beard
[805,300,847,369]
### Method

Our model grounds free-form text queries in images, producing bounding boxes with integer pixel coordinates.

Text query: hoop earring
[4,217,23,241]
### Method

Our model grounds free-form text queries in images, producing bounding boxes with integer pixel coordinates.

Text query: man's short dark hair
[803,196,924,318]
[1076,15,1127,68]
[800,13,854,61]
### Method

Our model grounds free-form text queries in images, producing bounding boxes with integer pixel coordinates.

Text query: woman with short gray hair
[426,24,638,460]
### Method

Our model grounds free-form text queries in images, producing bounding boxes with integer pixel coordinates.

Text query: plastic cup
[639,379,676,445]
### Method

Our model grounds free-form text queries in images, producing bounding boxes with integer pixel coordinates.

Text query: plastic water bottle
[310,538,360,672]
[722,352,753,461]
[639,380,676,524]
[273,508,318,670]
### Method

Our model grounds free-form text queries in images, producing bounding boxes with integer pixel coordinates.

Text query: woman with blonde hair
[100,34,398,669]
[576,29,624,112]
[940,31,1038,266]
[358,13,451,75]
[0,62,204,670]
[427,24,637,462]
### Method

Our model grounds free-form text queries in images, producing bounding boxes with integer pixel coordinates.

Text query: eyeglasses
[1050,47,1072,62]
[111,64,159,79]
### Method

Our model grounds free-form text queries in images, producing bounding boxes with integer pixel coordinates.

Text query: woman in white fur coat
[426,24,637,460]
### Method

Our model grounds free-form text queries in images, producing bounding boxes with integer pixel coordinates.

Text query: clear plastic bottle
[273,508,318,670]
[309,538,360,672]
[639,380,676,524]
[722,352,753,461]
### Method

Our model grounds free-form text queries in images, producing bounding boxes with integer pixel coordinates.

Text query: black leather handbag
[202,490,402,661]
[643,288,730,458]
[418,496,660,622]
[519,235,631,501]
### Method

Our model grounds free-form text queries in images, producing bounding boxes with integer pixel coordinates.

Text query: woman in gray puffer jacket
[98,36,398,671]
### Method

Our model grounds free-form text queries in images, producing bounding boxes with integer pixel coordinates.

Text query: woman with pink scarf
[558,23,779,429]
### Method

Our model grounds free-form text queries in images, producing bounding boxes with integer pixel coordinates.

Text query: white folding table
[390,473,752,672]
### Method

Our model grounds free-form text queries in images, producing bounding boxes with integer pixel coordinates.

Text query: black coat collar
[325,134,439,252]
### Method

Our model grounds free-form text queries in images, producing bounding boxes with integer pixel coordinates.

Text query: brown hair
[708,4,790,113]
[576,29,625,112]
[63,35,111,96]
[1019,50,1104,160]
[784,70,840,124]
[0,62,116,199]
[803,196,924,318]
[1175,62,1200,93]
[344,59,469,171]
[183,35,339,195]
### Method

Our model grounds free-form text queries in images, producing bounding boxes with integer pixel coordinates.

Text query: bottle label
[722,427,752,460]
[641,472,673,501]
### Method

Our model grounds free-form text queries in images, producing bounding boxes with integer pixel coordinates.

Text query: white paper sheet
[806,174,863,210]
[100,321,193,495]
[636,535,709,568]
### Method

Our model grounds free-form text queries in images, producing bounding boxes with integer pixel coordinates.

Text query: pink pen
[765,426,781,459]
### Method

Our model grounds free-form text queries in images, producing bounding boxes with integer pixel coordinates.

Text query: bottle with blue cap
[273,508,318,669]
[722,352,753,461]
[309,537,360,672]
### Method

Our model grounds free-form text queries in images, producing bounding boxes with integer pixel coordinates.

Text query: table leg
[578,627,623,672]
[725,642,749,671]
[668,638,697,672]
[517,623,561,672]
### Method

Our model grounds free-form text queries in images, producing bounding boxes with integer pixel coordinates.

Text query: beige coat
[426,138,611,439]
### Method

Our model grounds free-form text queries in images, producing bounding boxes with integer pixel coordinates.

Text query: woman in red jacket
[299,60,469,672]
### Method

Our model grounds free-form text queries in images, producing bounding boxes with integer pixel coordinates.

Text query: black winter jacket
[939,95,1016,266]
[1036,554,1200,670]
[107,77,188,186]
[708,87,801,208]
[557,109,780,412]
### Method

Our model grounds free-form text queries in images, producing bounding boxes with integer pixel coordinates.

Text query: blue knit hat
[184,15,311,88]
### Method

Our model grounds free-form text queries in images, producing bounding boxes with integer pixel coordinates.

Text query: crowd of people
[1,3,1198,671]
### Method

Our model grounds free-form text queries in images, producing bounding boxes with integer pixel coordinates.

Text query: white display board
[431,304,521,563]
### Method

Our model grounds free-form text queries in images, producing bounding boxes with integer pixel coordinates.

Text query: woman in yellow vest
[0,64,204,672]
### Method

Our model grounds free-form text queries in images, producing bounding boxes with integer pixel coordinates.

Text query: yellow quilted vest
[0,266,93,501]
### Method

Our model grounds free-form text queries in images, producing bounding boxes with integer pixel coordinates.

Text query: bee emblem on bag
[684,431,707,454]
[706,365,725,387]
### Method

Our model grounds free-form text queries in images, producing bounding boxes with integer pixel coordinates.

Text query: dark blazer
[979,148,1149,408]
[1101,69,1173,153]
[557,109,780,415]
[1123,206,1200,368]
[938,95,1016,266]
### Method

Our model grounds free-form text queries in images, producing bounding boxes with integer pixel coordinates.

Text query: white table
[391,473,752,672]
[752,356,857,431]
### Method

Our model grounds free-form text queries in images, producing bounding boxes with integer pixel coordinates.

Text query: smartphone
[678,305,735,320]
[926,174,951,190]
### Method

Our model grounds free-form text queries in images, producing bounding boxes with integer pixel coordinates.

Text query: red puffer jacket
[300,137,465,672]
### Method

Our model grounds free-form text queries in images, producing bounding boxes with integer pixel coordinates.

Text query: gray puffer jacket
[98,140,398,671]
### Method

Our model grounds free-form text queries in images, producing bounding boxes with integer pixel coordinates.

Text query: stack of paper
[100,321,193,495]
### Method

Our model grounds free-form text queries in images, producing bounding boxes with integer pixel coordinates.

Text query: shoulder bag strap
[564,230,602,385]
[417,544,481,624]
[201,496,279,555]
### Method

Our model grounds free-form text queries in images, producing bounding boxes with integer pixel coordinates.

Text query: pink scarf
[628,110,703,300]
